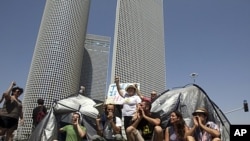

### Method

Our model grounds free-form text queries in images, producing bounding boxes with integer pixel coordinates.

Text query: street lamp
[190,73,198,83]
[244,100,248,112]
[224,100,249,114]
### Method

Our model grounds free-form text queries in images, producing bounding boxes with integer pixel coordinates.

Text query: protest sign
[105,83,140,105]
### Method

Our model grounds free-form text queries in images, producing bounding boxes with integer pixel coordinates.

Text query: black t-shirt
[137,114,159,139]
[32,105,47,125]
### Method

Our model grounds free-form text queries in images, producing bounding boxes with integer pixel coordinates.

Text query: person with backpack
[32,98,47,129]
[92,103,123,141]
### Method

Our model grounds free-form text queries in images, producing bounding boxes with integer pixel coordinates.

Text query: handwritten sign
[105,83,140,105]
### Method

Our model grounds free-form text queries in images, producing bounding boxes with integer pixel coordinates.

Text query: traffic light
[243,100,248,112]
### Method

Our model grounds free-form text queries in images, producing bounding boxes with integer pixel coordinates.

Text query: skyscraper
[110,0,166,96]
[16,0,90,139]
[80,34,110,101]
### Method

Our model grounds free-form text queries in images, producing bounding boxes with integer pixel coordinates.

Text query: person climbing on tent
[186,107,221,141]
[59,112,86,141]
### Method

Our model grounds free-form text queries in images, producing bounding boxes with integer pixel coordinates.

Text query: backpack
[36,106,46,124]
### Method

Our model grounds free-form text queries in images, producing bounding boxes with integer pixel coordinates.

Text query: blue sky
[0,0,249,124]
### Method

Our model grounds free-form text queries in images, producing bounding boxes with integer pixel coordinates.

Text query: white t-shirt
[121,93,141,116]
[103,117,122,139]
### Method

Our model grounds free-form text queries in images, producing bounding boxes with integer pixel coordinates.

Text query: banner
[105,83,140,105]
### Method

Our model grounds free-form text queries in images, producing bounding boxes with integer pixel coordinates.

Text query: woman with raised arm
[114,76,141,132]
[0,81,24,141]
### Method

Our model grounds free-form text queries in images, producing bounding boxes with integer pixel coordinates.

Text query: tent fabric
[151,84,230,141]
[29,84,230,141]
[29,94,99,141]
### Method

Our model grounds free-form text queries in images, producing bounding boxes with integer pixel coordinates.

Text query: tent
[151,84,230,141]
[29,94,99,141]
[29,84,230,141]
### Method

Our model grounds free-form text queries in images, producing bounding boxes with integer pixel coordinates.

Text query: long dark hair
[171,111,186,140]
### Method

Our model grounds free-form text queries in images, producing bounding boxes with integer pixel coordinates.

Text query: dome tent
[28,84,230,141]
[151,84,230,141]
[28,94,99,141]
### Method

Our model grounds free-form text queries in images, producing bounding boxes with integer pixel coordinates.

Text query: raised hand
[20,119,24,126]
[107,112,113,121]
[114,76,120,83]
[193,116,199,127]
[134,83,138,88]
[12,81,16,87]
[73,117,79,126]
[139,107,145,119]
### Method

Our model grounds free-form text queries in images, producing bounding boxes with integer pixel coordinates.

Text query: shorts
[0,116,18,129]
[124,116,133,130]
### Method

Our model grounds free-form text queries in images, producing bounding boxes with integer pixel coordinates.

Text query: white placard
[105,83,140,105]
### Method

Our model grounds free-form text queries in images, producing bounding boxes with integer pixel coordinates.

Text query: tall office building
[80,34,110,101]
[16,0,90,139]
[111,0,166,96]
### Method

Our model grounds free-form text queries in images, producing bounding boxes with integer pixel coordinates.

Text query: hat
[192,107,208,116]
[125,84,137,91]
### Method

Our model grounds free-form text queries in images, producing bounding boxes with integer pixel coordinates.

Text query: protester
[137,88,158,103]
[114,76,141,131]
[165,111,189,141]
[0,81,24,141]
[93,104,123,141]
[32,98,47,129]
[126,100,163,141]
[150,91,158,101]
[186,108,221,141]
[59,112,86,141]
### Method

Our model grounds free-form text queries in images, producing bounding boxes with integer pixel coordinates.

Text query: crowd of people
[98,76,221,141]
[0,79,222,141]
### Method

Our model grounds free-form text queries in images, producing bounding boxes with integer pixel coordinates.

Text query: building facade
[110,0,166,96]
[80,34,110,102]
[16,0,90,139]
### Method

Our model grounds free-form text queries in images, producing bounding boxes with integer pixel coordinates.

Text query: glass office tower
[111,0,166,96]
[16,0,90,139]
[80,34,110,102]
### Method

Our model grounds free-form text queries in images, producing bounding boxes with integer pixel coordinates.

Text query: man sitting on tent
[186,108,221,141]
[126,100,163,141]
[59,112,86,141]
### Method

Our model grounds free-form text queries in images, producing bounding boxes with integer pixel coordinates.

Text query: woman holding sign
[114,76,141,134]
